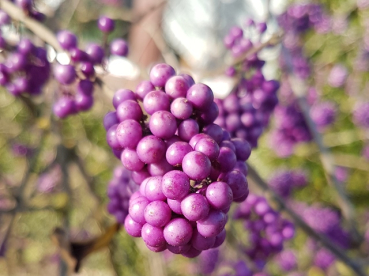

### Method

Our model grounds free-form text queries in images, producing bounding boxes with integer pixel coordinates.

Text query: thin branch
[73,152,102,204]
[0,214,16,254]
[323,130,366,148]
[247,165,367,276]
[288,76,362,244]
[1,0,63,51]
[15,130,48,203]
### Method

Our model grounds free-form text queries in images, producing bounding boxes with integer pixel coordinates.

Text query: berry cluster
[216,23,280,148]
[275,249,297,272]
[104,63,251,256]
[268,169,307,198]
[278,4,329,80]
[215,78,279,148]
[292,202,350,249]
[0,33,50,97]
[234,193,295,268]
[278,4,328,34]
[223,20,267,59]
[309,101,336,130]
[53,16,128,118]
[269,101,312,157]
[107,166,138,224]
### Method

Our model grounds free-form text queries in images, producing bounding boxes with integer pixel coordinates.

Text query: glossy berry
[98,16,115,33]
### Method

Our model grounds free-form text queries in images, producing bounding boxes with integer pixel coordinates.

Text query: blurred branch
[323,130,366,147]
[333,153,369,171]
[288,76,362,245]
[0,214,15,254]
[247,165,367,276]
[15,129,48,202]
[108,241,120,276]
[1,0,63,51]
[18,95,40,118]
[73,152,102,204]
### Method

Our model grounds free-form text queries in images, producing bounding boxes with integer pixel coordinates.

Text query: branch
[323,130,366,148]
[333,153,369,172]
[1,0,63,51]
[247,165,367,276]
[15,130,48,202]
[288,76,362,244]
[73,152,102,204]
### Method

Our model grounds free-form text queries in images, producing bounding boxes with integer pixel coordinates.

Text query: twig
[288,76,362,244]
[0,214,16,254]
[247,165,367,276]
[15,130,48,205]
[1,0,63,51]
[73,152,102,204]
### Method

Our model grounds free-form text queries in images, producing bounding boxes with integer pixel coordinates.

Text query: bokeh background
[0,0,369,275]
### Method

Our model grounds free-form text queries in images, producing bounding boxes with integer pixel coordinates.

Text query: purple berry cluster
[104,63,251,256]
[269,101,312,157]
[278,4,328,34]
[0,32,50,97]
[278,5,328,80]
[352,102,369,129]
[309,101,336,130]
[275,249,297,272]
[223,20,267,59]
[292,202,350,249]
[215,78,279,148]
[53,16,128,119]
[234,194,295,269]
[268,169,308,198]
[107,166,138,224]
[216,24,280,148]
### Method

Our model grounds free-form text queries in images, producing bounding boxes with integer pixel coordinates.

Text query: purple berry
[98,16,115,32]
[110,38,129,56]
[57,30,78,50]
[150,63,176,87]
